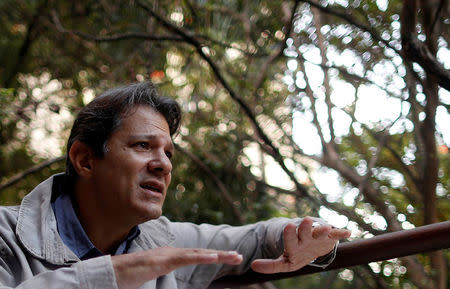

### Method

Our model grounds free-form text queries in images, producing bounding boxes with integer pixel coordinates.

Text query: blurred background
[0,0,448,288]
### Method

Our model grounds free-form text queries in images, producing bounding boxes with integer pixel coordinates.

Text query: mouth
[140,182,164,194]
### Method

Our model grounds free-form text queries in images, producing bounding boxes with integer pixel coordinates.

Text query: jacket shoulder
[138,216,175,247]
[0,206,20,250]
[0,206,19,231]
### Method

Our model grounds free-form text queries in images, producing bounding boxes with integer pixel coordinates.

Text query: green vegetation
[0,1,448,288]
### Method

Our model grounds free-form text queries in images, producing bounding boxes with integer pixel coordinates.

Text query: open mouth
[140,183,162,193]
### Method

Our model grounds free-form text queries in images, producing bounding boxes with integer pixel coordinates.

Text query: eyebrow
[129,134,175,151]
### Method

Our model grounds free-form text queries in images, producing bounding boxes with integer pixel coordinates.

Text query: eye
[133,142,150,150]
[165,151,173,159]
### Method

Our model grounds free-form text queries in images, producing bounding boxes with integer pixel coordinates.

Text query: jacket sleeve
[167,217,336,287]
[0,254,118,289]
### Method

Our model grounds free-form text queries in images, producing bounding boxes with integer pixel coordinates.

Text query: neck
[73,180,133,254]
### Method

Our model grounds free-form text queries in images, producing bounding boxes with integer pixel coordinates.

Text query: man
[0,82,350,289]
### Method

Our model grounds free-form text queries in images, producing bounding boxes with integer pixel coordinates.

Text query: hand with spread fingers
[251,217,351,274]
[113,247,243,289]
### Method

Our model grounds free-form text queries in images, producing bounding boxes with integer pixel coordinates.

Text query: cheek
[165,173,172,186]
[117,152,147,172]
[100,157,144,188]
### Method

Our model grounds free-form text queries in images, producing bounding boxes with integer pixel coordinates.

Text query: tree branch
[401,0,450,91]
[359,265,391,289]
[51,10,184,42]
[311,5,336,143]
[429,0,446,34]
[0,156,65,192]
[296,0,400,54]
[358,111,404,196]
[53,5,267,58]
[136,0,314,201]
[196,34,268,57]
[403,38,450,91]
[253,1,299,91]
[383,143,421,189]
[4,0,48,87]
[255,180,385,236]
[300,0,450,91]
[175,144,245,224]
[294,51,327,149]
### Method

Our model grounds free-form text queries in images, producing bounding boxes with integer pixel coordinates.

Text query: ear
[69,140,95,178]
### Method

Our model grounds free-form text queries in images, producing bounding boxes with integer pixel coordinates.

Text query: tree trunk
[420,1,447,288]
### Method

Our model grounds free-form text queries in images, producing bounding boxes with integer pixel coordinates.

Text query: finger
[251,257,287,274]
[311,225,331,239]
[328,228,351,239]
[283,223,299,253]
[180,251,218,264]
[298,217,313,240]
[177,249,242,266]
[216,251,244,265]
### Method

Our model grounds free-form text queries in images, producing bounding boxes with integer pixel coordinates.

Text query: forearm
[169,217,297,280]
[112,252,150,289]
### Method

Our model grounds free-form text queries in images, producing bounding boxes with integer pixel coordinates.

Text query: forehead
[115,105,171,137]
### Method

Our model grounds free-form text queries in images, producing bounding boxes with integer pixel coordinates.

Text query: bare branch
[294,52,327,149]
[53,5,266,58]
[401,0,450,91]
[311,6,336,143]
[359,265,391,289]
[51,10,184,42]
[382,143,421,189]
[358,111,404,195]
[4,0,47,87]
[175,144,245,224]
[253,1,299,90]
[196,34,268,57]
[403,40,450,91]
[403,0,441,226]
[255,180,385,236]
[399,255,435,289]
[405,1,446,285]
[136,0,314,201]
[430,0,447,33]
[296,0,401,54]
[300,0,450,91]
[317,141,403,232]
[0,156,65,192]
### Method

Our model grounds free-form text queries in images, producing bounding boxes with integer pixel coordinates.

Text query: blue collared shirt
[51,192,140,260]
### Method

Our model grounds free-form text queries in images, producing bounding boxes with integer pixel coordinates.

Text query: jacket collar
[16,173,174,265]
[16,173,77,264]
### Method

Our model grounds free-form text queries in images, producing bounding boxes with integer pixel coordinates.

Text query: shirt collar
[51,187,140,260]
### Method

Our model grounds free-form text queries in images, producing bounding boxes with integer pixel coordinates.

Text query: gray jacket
[0,175,334,289]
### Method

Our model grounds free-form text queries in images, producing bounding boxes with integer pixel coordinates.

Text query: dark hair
[65,82,181,180]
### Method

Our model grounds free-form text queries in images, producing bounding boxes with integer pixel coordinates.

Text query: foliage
[0,0,448,288]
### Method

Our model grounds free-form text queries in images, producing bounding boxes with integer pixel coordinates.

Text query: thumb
[251,258,284,274]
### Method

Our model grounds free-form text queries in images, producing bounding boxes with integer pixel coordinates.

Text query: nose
[147,150,172,175]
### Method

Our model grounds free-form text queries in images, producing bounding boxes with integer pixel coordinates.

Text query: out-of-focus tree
[0,1,448,289]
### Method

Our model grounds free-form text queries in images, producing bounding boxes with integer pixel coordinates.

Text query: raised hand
[251,217,350,274]
[112,247,243,289]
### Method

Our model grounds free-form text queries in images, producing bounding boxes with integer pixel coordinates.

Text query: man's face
[90,105,174,225]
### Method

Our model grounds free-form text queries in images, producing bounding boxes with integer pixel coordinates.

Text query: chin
[137,207,162,223]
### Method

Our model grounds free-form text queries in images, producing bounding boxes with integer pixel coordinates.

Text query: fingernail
[227,251,238,255]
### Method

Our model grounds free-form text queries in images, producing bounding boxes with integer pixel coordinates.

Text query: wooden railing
[209,221,450,288]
